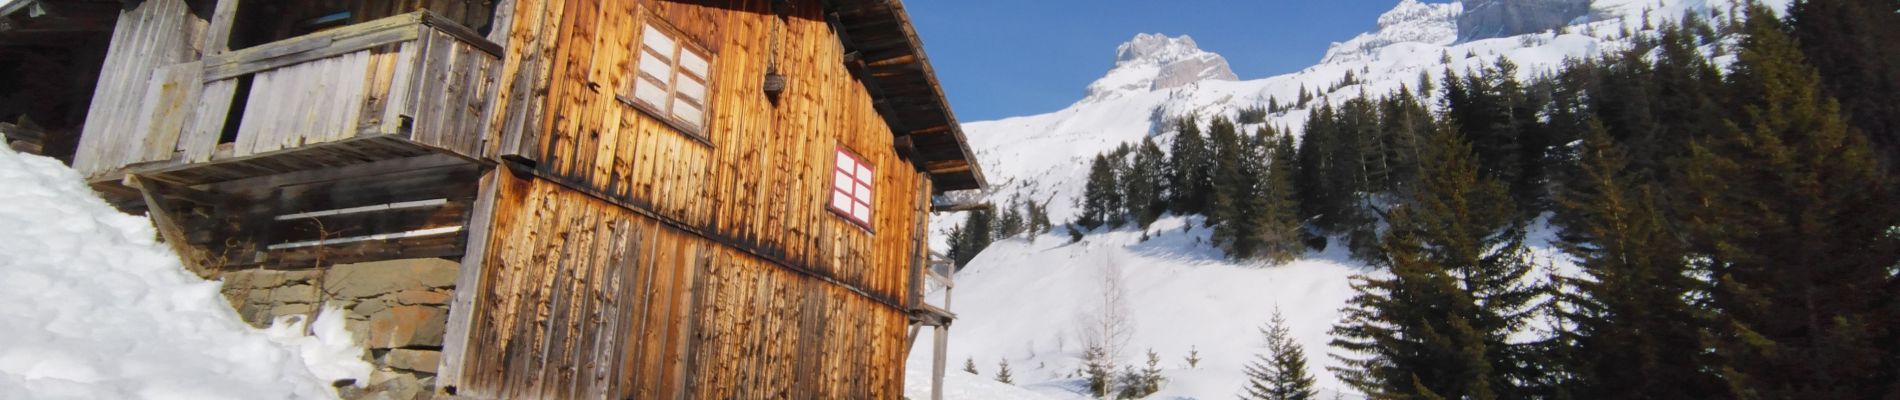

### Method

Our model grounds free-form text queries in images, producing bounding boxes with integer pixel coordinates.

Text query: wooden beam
[929,202,990,213]
[437,168,500,394]
[125,174,214,278]
[200,0,238,55]
[931,324,948,400]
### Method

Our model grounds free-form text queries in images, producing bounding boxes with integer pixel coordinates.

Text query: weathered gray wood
[420,10,503,56]
[200,12,422,81]
[131,61,204,163]
[199,0,239,54]
[932,325,948,400]
[203,153,473,192]
[437,167,499,392]
[484,0,517,48]
[179,79,237,163]
[382,40,420,135]
[73,0,197,176]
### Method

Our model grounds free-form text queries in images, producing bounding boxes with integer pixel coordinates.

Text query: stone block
[360,370,423,400]
[271,284,321,304]
[367,305,447,349]
[270,304,314,318]
[390,289,451,306]
[383,349,442,373]
[324,258,460,299]
[354,298,391,318]
[223,269,318,289]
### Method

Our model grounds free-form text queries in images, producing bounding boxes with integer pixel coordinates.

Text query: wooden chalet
[62,0,984,398]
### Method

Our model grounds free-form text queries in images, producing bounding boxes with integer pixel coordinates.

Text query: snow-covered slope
[0,146,370,399]
[911,217,1366,399]
[913,0,1785,398]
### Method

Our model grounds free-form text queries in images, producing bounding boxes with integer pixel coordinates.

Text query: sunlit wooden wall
[456,0,929,397]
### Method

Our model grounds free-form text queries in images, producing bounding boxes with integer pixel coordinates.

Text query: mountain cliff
[1458,0,1593,41]
[1083,33,1239,103]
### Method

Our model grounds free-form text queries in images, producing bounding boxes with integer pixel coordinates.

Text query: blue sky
[906,1,1444,121]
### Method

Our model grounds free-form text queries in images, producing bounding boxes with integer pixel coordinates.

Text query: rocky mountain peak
[1085,33,1239,102]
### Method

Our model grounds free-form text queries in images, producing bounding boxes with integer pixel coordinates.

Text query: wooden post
[437,168,501,394]
[125,175,213,278]
[200,0,239,55]
[932,324,948,400]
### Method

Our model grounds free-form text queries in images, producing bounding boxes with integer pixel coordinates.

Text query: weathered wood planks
[456,174,908,399]
[73,0,200,176]
[79,10,501,184]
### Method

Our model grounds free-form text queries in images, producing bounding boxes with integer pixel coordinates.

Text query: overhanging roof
[821,0,985,193]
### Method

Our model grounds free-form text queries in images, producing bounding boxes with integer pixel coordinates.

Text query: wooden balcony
[74,10,501,188]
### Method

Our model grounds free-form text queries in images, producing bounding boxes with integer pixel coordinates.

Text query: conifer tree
[1791,0,1900,174]
[1125,138,1168,228]
[1082,345,1114,398]
[1079,154,1122,230]
[996,358,1014,384]
[1027,199,1053,237]
[1209,116,1261,257]
[1329,123,1546,399]
[994,197,1027,239]
[1376,88,1431,195]
[1682,6,1900,397]
[1184,345,1202,369]
[1550,122,1722,398]
[1255,126,1304,264]
[1243,309,1317,400]
[963,357,979,375]
[946,207,995,269]
[1166,117,1213,214]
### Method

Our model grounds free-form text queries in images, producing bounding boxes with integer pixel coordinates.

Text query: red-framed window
[830,146,874,229]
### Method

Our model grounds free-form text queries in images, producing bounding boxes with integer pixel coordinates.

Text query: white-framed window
[622,20,712,138]
[830,146,875,229]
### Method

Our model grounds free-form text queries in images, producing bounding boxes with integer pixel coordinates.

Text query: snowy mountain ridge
[1083,33,1239,103]
[910,1,1788,399]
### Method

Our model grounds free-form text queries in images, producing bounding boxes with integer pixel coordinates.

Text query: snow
[908,0,1761,398]
[0,146,369,399]
[909,217,1367,399]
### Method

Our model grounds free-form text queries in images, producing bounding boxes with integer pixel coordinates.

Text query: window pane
[856,165,873,182]
[832,190,853,211]
[836,152,856,171]
[852,202,871,222]
[632,79,668,108]
[637,51,673,82]
[855,183,872,203]
[672,99,703,127]
[642,25,676,56]
[675,77,706,103]
[680,49,710,78]
[834,171,854,192]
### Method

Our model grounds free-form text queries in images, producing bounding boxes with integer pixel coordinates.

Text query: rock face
[1457,0,1591,42]
[1083,33,1238,102]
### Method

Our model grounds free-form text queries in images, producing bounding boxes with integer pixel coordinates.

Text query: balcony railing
[75,10,501,186]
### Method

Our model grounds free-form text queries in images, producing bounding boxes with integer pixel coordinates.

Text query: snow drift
[0,146,369,400]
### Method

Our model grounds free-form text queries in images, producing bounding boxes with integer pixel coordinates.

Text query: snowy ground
[0,146,369,399]
[908,216,1368,399]
[905,215,1573,400]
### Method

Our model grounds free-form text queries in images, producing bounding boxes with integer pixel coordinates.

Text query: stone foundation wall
[219,258,460,400]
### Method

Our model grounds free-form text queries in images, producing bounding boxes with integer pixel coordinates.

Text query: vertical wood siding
[489,0,926,307]
[461,174,907,399]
